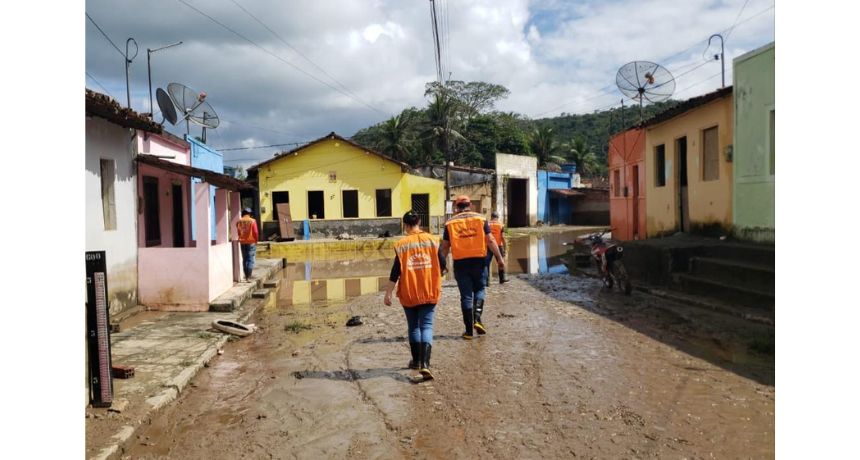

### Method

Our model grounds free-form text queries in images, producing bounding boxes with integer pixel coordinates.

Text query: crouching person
[384,211,446,381]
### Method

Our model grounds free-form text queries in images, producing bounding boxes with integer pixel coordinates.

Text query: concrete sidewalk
[86,258,283,460]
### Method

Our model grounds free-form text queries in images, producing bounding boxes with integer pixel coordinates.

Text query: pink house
[134,131,252,311]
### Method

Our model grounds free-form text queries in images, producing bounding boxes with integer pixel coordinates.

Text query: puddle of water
[270,230,596,306]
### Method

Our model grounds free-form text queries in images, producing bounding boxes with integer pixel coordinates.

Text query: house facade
[86,90,163,318]
[413,164,495,217]
[250,132,445,238]
[495,153,538,227]
[608,128,646,240]
[537,169,575,225]
[644,87,734,237]
[733,42,775,242]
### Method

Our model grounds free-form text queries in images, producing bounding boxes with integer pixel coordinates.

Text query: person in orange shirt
[485,212,507,285]
[236,207,259,282]
[439,196,505,340]
[384,211,446,381]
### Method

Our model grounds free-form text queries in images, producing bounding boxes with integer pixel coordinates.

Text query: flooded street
[123,231,774,459]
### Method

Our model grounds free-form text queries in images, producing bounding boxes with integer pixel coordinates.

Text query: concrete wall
[257,138,444,237]
[733,43,775,242]
[571,188,610,225]
[609,128,646,240]
[85,117,139,316]
[137,163,191,249]
[495,153,538,227]
[187,136,224,241]
[645,94,733,237]
[137,132,190,165]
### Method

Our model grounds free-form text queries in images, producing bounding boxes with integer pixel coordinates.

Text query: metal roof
[136,154,254,191]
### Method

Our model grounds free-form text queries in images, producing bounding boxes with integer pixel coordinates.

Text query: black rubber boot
[499,270,507,284]
[473,299,486,335]
[463,311,474,339]
[408,342,420,369]
[419,343,434,380]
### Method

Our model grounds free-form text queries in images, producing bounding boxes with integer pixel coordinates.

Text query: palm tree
[420,92,466,164]
[377,113,413,163]
[528,126,566,167]
[565,137,601,176]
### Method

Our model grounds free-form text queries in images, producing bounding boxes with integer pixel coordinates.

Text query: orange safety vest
[394,230,442,307]
[445,212,488,260]
[236,216,258,244]
[489,220,505,247]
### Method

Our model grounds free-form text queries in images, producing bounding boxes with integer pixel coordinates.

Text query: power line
[725,0,753,42]
[227,0,375,112]
[217,141,311,152]
[531,3,774,119]
[86,72,117,100]
[85,12,125,58]
[175,0,390,117]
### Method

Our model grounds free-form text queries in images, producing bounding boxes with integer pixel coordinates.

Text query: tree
[528,126,566,167]
[425,80,510,124]
[419,91,467,165]
[377,111,415,163]
[565,137,602,177]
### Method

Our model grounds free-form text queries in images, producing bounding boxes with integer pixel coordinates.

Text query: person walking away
[439,196,505,339]
[384,211,445,381]
[236,207,259,282]
[486,212,508,285]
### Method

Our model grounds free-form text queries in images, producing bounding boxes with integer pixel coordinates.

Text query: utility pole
[124,38,138,109]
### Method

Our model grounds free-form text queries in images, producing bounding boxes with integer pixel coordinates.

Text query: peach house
[608,128,646,241]
[135,132,253,311]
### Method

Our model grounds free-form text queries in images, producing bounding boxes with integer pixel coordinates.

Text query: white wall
[85,116,139,316]
[495,153,538,226]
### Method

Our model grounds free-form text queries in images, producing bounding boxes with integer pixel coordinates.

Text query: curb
[91,272,274,460]
[634,284,774,326]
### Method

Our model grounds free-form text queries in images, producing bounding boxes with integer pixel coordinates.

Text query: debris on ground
[346,316,363,327]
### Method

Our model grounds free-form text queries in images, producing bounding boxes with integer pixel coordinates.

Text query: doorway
[507,178,528,227]
[631,165,640,239]
[171,183,184,247]
[675,137,689,232]
[307,191,325,219]
[411,193,429,232]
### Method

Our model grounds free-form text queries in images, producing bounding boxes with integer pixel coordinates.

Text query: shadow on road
[520,273,774,386]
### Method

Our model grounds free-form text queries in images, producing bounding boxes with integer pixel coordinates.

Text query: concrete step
[689,257,774,292]
[673,273,774,310]
[702,243,774,267]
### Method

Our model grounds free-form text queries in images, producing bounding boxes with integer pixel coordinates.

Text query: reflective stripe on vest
[445,212,487,260]
[489,221,504,246]
[394,232,442,307]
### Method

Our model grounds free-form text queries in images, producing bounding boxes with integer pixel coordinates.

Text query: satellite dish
[155,88,177,125]
[166,82,220,142]
[616,61,675,121]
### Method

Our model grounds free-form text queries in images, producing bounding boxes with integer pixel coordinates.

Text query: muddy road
[122,268,774,459]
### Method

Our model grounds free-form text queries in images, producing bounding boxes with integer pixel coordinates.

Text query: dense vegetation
[351,81,677,177]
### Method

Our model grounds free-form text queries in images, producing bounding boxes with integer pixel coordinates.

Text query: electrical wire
[86,72,117,100]
[725,0,753,42]
[227,0,375,112]
[85,12,126,58]
[175,0,390,117]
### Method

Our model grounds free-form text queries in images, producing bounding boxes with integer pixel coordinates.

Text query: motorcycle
[573,229,632,295]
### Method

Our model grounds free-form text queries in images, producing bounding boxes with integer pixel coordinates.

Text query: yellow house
[643,87,734,237]
[248,132,445,239]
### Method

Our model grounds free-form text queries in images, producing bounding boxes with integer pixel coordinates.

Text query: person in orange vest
[236,207,259,282]
[439,195,505,339]
[384,211,446,380]
[484,211,508,285]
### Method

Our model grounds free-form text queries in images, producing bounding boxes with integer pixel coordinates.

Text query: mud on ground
[119,274,774,459]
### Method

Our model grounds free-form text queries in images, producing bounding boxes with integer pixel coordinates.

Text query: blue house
[537,167,576,225]
[187,136,225,242]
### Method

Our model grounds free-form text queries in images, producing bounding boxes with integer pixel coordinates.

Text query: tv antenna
[165,82,220,143]
[616,61,675,122]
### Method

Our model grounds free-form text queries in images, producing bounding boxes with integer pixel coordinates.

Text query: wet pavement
[103,231,774,459]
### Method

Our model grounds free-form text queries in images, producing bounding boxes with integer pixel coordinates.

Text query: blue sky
[84,0,775,167]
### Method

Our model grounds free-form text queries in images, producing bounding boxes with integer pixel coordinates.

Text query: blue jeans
[403,304,435,345]
[454,265,487,317]
[241,243,256,278]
